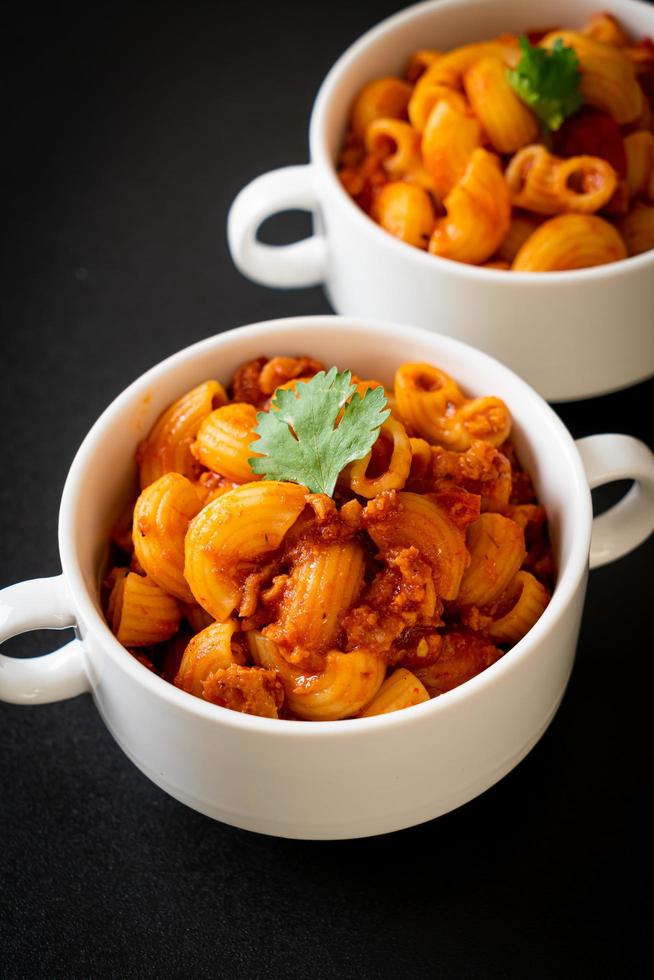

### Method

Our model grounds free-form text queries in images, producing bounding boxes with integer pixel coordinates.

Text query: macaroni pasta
[337,10,654,270]
[104,354,553,721]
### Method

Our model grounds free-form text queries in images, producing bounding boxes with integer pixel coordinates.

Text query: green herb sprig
[507,35,583,133]
[249,367,390,497]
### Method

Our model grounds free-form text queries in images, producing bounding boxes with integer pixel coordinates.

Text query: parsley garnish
[507,35,583,133]
[249,368,390,497]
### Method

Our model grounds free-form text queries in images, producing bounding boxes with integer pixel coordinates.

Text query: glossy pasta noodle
[103,353,554,721]
[337,10,654,271]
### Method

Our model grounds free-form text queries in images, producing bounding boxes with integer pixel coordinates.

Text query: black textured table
[2,3,652,977]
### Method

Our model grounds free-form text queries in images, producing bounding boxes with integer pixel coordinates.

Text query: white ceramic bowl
[228,0,654,402]
[1,316,654,839]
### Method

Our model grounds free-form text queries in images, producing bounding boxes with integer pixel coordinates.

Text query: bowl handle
[576,434,654,569]
[0,575,89,704]
[227,164,328,288]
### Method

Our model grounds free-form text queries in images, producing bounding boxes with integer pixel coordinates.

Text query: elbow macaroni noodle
[133,473,205,602]
[350,76,413,138]
[430,147,511,264]
[618,202,654,254]
[624,130,654,199]
[191,402,262,483]
[463,56,539,154]
[104,353,553,721]
[337,11,654,270]
[175,621,239,697]
[540,30,643,124]
[184,480,308,621]
[359,667,430,717]
[421,100,481,200]
[505,145,617,215]
[512,213,627,270]
[137,380,227,489]
[372,181,436,248]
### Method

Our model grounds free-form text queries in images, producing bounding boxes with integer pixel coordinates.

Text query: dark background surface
[1,2,652,977]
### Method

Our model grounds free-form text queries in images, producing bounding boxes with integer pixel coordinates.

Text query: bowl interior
[61,318,591,676]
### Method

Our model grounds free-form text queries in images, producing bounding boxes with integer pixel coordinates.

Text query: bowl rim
[308,0,654,283]
[58,315,592,736]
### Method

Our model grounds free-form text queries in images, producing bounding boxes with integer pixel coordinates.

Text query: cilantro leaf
[507,35,583,133]
[248,367,390,496]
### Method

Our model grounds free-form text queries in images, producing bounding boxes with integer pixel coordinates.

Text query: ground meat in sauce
[202,664,285,719]
[501,441,538,505]
[415,630,503,695]
[258,356,325,395]
[343,546,442,666]
[197,470,240,502]
[231,356,269,406]
[426,488,481,531]
[284,495,363,558]
[407,440,512,512]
